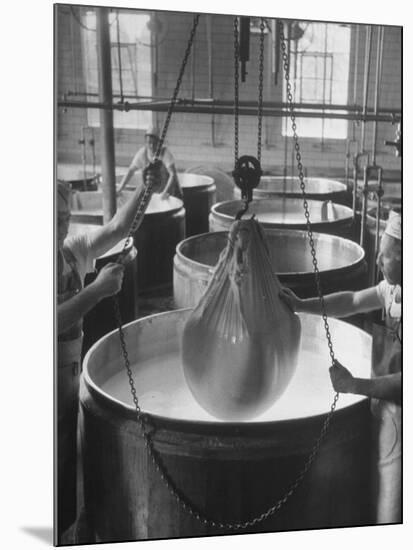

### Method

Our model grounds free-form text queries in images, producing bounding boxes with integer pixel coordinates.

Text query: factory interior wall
[56,7,402,179]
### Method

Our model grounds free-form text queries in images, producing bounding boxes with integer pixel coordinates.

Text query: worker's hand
[93,263,125,298]
[160,190,170,200]
[329,360,356,394]
[279,287,300,312]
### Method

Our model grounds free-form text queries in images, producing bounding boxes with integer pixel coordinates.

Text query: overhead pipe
[63,91,400,113]
[57,98,401,122]
[96,7,117,223]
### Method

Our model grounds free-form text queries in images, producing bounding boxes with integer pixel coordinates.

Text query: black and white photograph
[2,1,409,549]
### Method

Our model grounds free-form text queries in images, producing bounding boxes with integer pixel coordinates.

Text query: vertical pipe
[191,20,196,101]
[96,7,117,222]
[273,19,280,86]
[283,22,291,179]
[360,25,372,154]
[266,21,272,147]
[206,15,215,147]
[372,26,384,165]
[150,13,159,129]
[374,167,383,284]
[321,24,328,149]
[80,126,87,189]
[352,24,360,141]
[291,37,298,175]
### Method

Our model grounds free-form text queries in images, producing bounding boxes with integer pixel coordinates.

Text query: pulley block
[232,155,262,203]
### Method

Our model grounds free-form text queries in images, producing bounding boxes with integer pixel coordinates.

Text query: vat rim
[175,229,366,276]
[81,309,372,432]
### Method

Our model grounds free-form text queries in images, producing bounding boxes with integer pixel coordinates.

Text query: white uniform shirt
[376,280,402,320]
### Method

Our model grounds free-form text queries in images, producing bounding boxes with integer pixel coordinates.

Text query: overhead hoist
[111,14,342,529]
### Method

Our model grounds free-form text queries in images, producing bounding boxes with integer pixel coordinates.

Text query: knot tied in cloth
[181,217,302,421]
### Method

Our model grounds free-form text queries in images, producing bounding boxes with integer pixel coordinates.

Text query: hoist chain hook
[233,155,262,219]
[233,17,266,219]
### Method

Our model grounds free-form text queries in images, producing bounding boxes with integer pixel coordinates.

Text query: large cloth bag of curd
[182,217,302,420]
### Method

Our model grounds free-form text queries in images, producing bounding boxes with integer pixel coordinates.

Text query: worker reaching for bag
[280,210,402,525]
[117,126,183,200]
[56,176,152,542]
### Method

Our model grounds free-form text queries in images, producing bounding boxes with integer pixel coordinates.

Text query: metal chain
[257,18,265,162]
[155,15,200,161]
[279,20,337,367]
[233,17,240,164]
[113,290,339,531]
[109,14,341,533]
[115,14,200,262]
[233,17,265,165]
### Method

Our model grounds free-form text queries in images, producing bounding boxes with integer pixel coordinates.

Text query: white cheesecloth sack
[182,217,302,420]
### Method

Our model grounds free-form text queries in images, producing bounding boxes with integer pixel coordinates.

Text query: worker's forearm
[351,373,401,404]
[58,284,102,334]
[298,292,357,318]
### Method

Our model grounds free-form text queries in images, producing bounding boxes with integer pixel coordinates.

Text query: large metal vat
[184,166,236,202]
[178,173,216,237]
[66,223,138,356]
[80,308,373,542]
[70,190,186,294]
[210,199,354,238]
[234,176,350,206]
[57,163,99,191]
[173,230,367,309]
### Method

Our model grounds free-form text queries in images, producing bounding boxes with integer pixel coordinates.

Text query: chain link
[109,15,341,533]
[279,20,337,367]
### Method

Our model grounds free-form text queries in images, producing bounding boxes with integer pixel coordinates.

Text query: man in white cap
[280,210,402,524]
[117,125,182,199]
[56,179,147,541]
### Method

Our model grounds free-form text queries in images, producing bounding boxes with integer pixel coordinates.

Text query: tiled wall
[56,7,402,179]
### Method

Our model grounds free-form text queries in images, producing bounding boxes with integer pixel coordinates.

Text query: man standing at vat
[117,126,183,199]
[280,211,402,525]
[56,179,149,542]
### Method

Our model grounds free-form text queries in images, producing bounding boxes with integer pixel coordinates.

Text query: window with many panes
[282,22,351,139]
[81,10,152,129]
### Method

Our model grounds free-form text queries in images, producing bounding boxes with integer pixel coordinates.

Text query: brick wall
[56,7,402,179]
